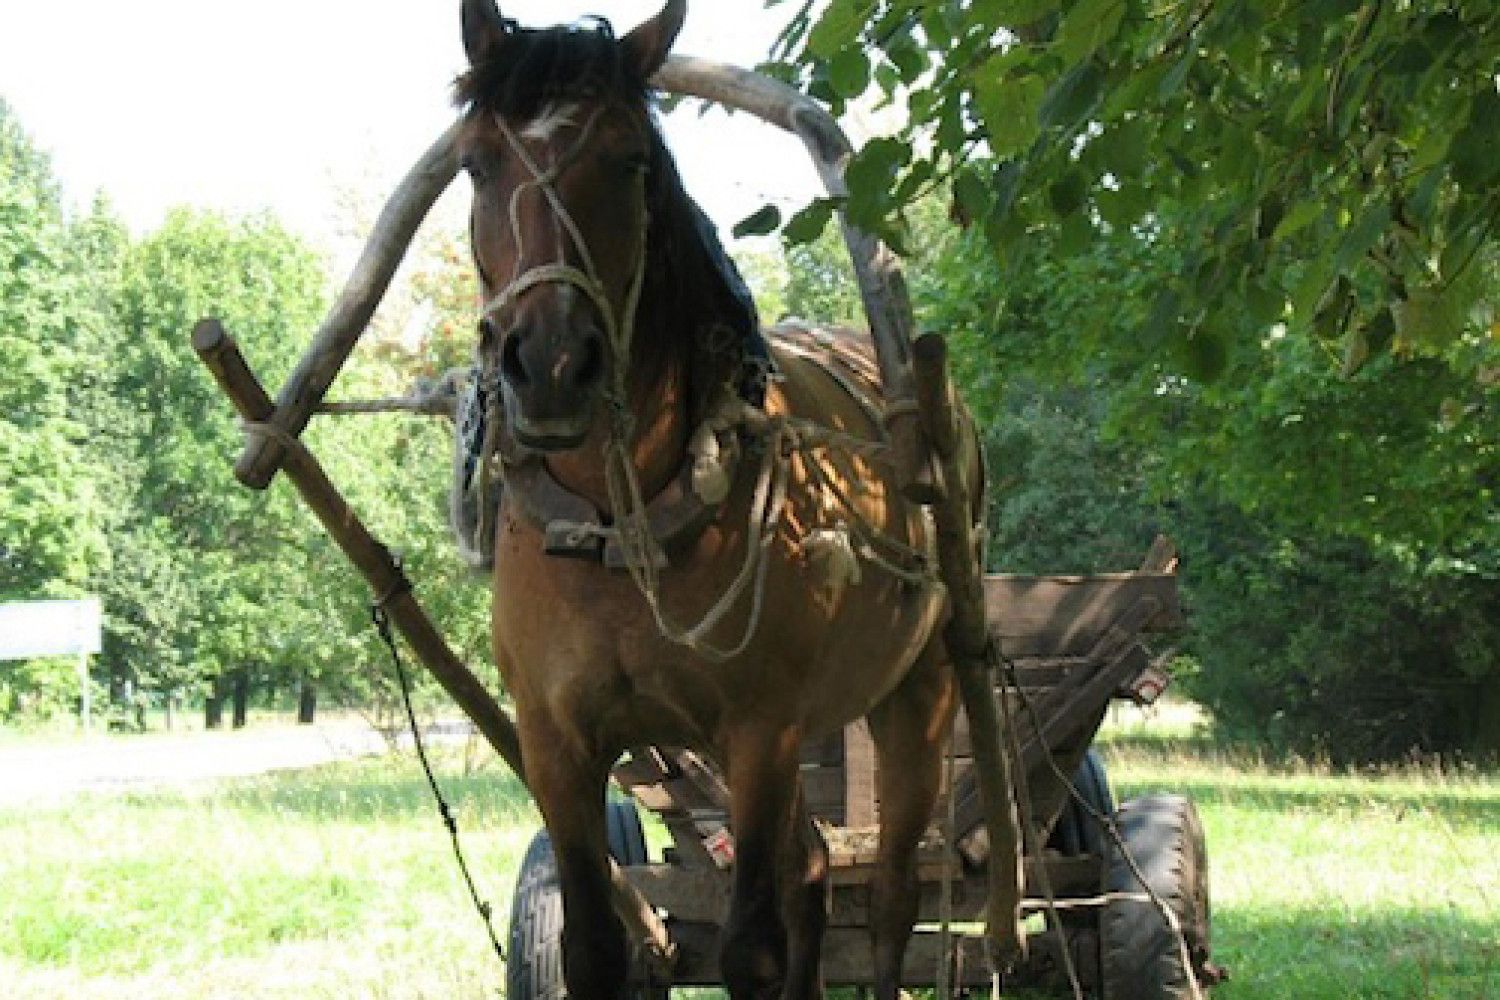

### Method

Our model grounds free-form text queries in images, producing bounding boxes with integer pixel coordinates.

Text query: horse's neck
[543,358,690,515]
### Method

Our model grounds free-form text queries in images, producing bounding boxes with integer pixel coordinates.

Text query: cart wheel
[1046,747,1115,858]
[507,799,668,999]
[1100,795,1215,999]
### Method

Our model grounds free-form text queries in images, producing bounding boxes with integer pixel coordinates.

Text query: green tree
[0,100,109,601]
[94,209,329,712]
[774,0,1497,378]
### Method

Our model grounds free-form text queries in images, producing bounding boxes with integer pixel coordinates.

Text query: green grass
[1,717,1496,998]
[1095,707,1499,999]
[0,748,539,999]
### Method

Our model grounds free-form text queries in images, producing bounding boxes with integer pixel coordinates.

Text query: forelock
[452,19,649,120]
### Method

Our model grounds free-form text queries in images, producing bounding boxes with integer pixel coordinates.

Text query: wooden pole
[193,318,676,973]
[911,332,1027,966]
[232,122,463,491]
[653,56,933,500]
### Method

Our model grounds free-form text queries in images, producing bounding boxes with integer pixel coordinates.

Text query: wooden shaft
[232,121,464,490]
[194,318,524,775]
[654,55,930,494]
[911,332,1026,963]
[194,318,676,972]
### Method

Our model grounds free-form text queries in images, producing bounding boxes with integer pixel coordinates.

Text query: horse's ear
[461,0,510,67]
[623,0,686,78]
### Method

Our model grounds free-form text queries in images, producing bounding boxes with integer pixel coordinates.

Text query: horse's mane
[455,20,760,416]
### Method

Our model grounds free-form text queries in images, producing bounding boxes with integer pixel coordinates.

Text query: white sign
[0,599,103,659]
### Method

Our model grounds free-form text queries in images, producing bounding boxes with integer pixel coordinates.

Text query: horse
[454,2,973,996]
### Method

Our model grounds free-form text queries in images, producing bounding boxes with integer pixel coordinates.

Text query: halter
[481,104,648,420]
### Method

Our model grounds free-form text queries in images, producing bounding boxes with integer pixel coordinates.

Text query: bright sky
[0,1,821,251]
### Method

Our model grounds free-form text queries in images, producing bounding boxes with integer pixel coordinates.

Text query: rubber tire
[506,799,663,1000]
[1100,794,1214,1000]
[1046,747,1115,858]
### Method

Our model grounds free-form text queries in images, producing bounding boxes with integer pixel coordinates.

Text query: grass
[1,711,1496,998]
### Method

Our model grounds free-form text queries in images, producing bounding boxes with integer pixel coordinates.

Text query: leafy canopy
[767,0,1497,374]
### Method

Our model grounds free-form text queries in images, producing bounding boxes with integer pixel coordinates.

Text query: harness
[460,103,936,661]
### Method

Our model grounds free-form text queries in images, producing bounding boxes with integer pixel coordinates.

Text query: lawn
[1,715,1495,998]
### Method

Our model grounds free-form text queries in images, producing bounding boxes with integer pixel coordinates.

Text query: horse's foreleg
[720,723,803,1000]
[521,717,627,1000]
[865,646,957,1000]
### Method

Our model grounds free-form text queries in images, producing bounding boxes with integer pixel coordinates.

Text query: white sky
[0,1,823,252]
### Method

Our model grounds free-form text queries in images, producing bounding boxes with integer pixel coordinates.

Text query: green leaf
[1040,61,1105,131]
[782,199,837,246]
[952,168,993,225]
[733,205,782,239]
[1334,200,1391,273]
[1272,200,1324,243]
[807,0,869,59]
[844,138,910,227]
[1055,0,1126,64]
[971,56,1047,158]
[828,47,871,98]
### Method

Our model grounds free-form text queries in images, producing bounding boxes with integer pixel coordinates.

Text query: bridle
[478,103,649,426]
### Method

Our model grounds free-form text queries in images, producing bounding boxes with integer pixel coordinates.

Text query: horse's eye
[615,152,650,177]
[460,155,488,183]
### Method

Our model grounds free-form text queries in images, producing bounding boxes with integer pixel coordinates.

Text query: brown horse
[456,2,965,997]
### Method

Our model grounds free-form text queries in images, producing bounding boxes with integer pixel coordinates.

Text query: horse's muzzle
[494,320,607,451]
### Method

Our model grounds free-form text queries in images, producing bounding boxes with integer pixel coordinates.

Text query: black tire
[506,799,664,999]
[1046,747,1115,858]
[1100,794,1214,999]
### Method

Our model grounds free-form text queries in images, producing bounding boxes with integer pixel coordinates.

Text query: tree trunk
[297,679,317,725]
[205,678,224,730]
[231,671,250,729]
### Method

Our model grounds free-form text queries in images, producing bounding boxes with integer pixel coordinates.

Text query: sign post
[0,599,104,731]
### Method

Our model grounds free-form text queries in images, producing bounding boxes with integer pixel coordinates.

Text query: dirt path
[0,719,393,807]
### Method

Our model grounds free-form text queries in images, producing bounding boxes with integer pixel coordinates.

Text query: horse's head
[455,0,686,452]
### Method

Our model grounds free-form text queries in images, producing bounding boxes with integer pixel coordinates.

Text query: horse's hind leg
[865,642,957,1000]
[721,722,813,1000]
[781,790,830,1000]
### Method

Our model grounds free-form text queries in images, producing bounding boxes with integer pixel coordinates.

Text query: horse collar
[502,428,739,569]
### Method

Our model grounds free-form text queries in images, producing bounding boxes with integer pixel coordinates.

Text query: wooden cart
[193,47,1220,999]
[506,539,1221,997]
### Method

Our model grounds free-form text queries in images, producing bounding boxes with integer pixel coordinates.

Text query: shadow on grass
[1209,904,1499,999]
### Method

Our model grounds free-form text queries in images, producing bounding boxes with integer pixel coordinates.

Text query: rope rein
[370,591,507,966]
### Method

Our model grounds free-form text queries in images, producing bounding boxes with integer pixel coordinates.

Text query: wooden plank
[1139,534,1179,573]
[984,572,1181,657]
[801,766,847,822]
[624,854,1098,928]
[842,720,878,828]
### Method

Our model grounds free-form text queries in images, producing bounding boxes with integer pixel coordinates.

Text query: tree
[0,100,109,601]
[94,209,330,713]
[913,200,1499,759]
[771,0,1496,379]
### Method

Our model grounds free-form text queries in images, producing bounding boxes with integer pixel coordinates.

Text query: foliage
[0,96,493,723]
[771,0,1498,377]
[0,100,109,600]
[914,212,1499,759]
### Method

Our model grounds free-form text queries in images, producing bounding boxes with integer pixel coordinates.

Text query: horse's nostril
[575,332,604,387]
[478,315,499,346]
[500,333,528,385]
